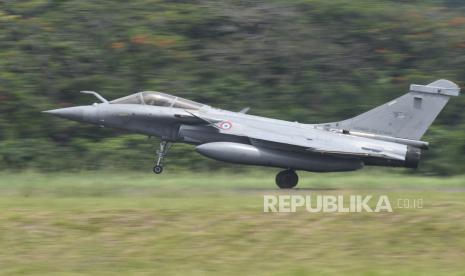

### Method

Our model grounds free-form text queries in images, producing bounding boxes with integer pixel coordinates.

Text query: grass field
[0,170,465,275]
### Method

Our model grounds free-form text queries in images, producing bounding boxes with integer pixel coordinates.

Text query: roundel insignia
[219,121,232,130]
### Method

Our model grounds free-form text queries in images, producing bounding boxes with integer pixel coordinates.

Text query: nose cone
[43,106,98,124]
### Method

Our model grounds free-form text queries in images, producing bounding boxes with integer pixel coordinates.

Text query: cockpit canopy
[110,92,204,110]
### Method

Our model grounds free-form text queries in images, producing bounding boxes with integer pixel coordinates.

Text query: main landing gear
[275,169,298,189]
[153,140,171,174]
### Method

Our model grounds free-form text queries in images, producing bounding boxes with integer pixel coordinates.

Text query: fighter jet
[44,79,460,188]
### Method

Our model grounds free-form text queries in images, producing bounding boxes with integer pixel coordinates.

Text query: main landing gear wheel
[153,140,171,174]
[275,169,298,189]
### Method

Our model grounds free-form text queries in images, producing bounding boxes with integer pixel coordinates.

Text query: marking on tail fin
[318,79,460,140]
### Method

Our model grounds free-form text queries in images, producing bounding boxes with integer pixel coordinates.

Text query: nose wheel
[153,141,171,174]
[275,169,298,189]
[153,165,163,174]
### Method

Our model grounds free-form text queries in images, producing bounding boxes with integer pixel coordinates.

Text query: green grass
[0,170,465,275]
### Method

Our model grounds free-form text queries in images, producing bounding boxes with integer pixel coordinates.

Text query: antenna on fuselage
[239,107,250,114]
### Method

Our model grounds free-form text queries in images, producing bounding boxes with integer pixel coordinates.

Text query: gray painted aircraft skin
[44,79,460,188]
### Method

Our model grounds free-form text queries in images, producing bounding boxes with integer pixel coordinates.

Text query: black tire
[275,170,298,189]
[153,165,163,174]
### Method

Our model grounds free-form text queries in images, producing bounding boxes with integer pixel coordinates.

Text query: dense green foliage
[0,0,464,174]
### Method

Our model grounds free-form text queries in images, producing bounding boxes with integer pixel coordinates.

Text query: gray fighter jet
[45,79,460,188]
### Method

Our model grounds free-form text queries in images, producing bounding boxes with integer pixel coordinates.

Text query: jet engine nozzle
[405,146,422,168]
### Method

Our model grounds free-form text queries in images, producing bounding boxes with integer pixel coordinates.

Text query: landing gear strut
[153,140,171,174]
[275,169,298,189]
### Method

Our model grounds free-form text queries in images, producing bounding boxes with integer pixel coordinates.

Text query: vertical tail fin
[325,79,460,140]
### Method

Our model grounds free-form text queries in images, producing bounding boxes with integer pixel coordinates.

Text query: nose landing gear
[153,165,163,174]
[275,169,298,189]
[153,141,171,174]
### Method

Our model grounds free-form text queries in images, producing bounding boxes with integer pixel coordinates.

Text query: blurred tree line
[0,0,464,174]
